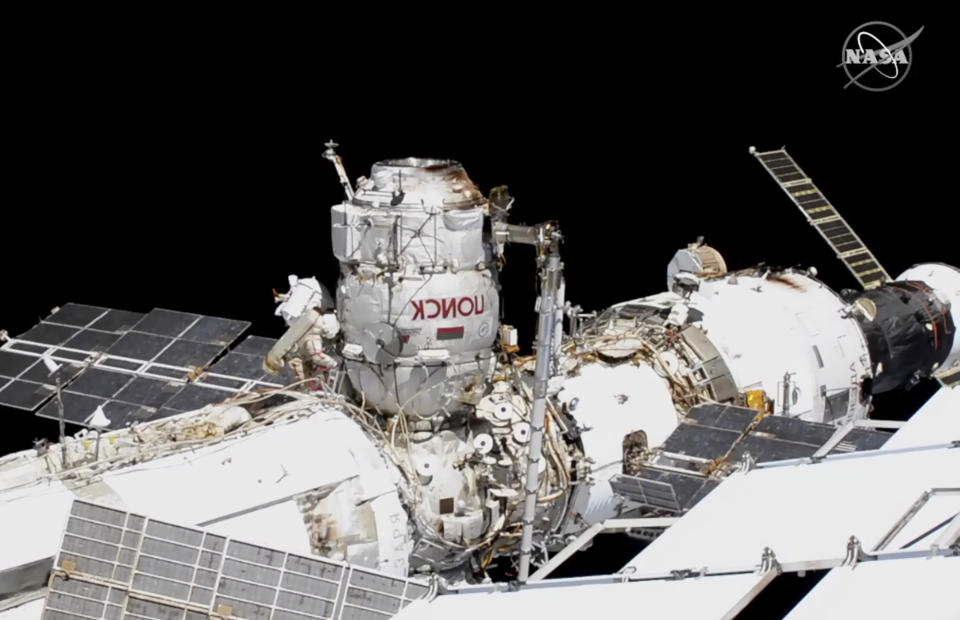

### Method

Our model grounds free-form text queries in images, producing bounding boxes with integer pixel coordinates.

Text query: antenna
[87,405,111,461]
[750,146,890,289]
[39,355,70,467]
[323,140,355,201]
[55,378,68,468]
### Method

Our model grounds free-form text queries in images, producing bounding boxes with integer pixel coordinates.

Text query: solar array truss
[0,304,295,429]
[611,403,891,513]
[44,500,430,620]
[751,147,891,289]
[663,403,890,463]
[608,474,686,513]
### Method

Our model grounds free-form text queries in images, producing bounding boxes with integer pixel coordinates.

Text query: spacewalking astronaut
[288,308,340,388]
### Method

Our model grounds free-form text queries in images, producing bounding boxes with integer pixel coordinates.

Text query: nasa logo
[411,296,487,320]
[839,22,923,92]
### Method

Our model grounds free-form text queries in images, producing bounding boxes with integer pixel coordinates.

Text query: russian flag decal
[437,326,465,340]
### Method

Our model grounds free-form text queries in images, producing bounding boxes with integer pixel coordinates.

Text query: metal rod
[56,378,67,468]
[529,521,604,582]
[853,419,906,429]
[781,372,791,416]
[933,512,960,549]
[323,140,355,201]
[873,487,960,551]
[518,250,562,582]
[529,517,678,582]
[811,421,856,460]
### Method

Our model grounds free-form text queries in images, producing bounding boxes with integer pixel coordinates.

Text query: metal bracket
[758,547,782,575]
[842,536,874,567]
[618,565,637,579]
[669,568,705,581]
[811,421,856,462]
[425,574,441,602]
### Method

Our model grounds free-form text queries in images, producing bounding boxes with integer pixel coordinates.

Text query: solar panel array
[0,303,294,429]
[608,474,684,513]
[44,501,429,620]
[611,403,891,513]
[670,404,890,462]
[751,147,890,289]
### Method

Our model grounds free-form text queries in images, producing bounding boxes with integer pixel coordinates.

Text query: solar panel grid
[44,501,429,620]
[2,304,287,425]
[752,148,890,289]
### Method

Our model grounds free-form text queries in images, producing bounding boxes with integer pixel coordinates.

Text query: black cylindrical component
[854,281,955,393]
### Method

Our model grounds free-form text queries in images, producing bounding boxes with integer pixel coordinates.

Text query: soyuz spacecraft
[0,145,957,619]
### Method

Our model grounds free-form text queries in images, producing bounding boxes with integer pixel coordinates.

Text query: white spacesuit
[264,276,342,389]
[289,310,340,383]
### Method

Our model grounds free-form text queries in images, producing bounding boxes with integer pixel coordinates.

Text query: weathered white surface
[95,410,368,525]
[558,362,679,526]
[0,406,409,575]
[624,446,960,574]
[560,362,678,473]
[203,500,313,556]
[694,272,871,423]
[0,480,73,572]
[396,572,771,620]
[883,386,960,450]
[785,555,960,620]
[0,598,44,620]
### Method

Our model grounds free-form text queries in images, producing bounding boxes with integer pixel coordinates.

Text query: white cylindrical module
[578,268,874,433]
[558,267,878,530]
[338,271,498,360]
[692,271,873,422]
[331,158,501,418]
[556,362,680,528]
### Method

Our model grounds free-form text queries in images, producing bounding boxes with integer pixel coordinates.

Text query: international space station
[0,145,957,619]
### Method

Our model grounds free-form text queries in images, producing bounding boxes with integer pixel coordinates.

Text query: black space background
[0,12,955,615]
[3,15,956,446]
